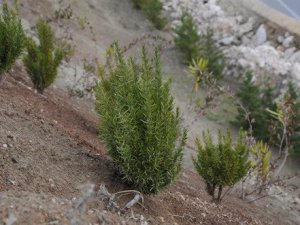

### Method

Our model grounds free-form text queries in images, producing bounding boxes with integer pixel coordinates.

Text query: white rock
[284,47,296,59]
[238,17,255,36]
[241,35,251,45]
[277,35,284,44]
[235,15,244,24]
[226,45,291,78]
[246,31,254,38]
[282,36,294,48]
[164,0,300,87]
[285,31,290,37]
[290,51,300,63]
[276,45,285,52]
[291,63,300,82]
[254,24,267,46]
[237,58,249,68]
[220,36,234,45]
[3,144,8,148]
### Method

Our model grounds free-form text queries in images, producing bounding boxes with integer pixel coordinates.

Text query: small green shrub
[198,28,225,80]
[23,19,64,93]
[0,1,25,77]
[173,13,224,79]
[236,75,300,156]
[193,130,251,203]
[235,72,276,142]
[131,0,166,29]
[249,141,271,193]
[174,12,200,64]
[95,43,187,194]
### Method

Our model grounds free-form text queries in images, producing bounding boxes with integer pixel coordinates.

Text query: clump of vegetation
[235,73,300,156]
[23,19,64,94]
[0,1,25,77]
[198,28,225,80]
[248,141,271,194]
[54,5,73,20]
[174,12,200,64]
[235,72,276,142]
[95,43,187,194]
[56,39,75,63]
[174,12,224,79]
[131,0,166,30]
[193,130,251,203]
[78,16,87,30]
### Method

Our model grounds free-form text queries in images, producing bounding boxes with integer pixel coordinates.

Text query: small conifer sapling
[23,19,64,94]
[0,1,25,79]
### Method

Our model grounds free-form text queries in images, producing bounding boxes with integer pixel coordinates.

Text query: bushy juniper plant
[193,130,250,203]
[95,43,187,194]
[23,19,64,93]
[198,28,224,80]
[173,11,200,64]
[0,1,25,78]
[235,72,276,142]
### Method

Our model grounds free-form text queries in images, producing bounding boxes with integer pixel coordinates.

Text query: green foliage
[174,12,200,64]
[78,16,87,30]
[198,28,225,80]
[95,43,187,194]
[174,13,224,79]
[23,19,64,93]
[193,130,251,203]
[189,58,210,92]
[236,75,300,156]
[250,141,271,186]
[131,0,166,29]
[56,39,75,63]
[0,1,25,76]
[235,72,276,142]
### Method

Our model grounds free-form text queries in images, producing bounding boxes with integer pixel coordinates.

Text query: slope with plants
[0,0,299,224]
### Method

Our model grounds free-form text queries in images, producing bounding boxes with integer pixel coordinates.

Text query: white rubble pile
[163,0,300,86]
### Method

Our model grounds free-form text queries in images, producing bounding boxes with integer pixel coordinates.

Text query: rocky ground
[164,0,300,89]
[0,0,300,224]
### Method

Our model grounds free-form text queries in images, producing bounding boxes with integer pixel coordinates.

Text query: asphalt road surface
[263,0,300,19]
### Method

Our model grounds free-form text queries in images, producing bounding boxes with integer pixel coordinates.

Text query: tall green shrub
[235,72,276,142]
[95,43,187,194]
[0,1,25,77]
[174,12,200,64]
[193,130,250,203]
[131,0,166,29]
[23,19,64,94]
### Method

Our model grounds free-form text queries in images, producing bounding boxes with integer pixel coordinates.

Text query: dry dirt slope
[0,68,281,225]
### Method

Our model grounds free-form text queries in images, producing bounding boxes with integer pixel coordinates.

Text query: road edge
[240,0,300,37]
